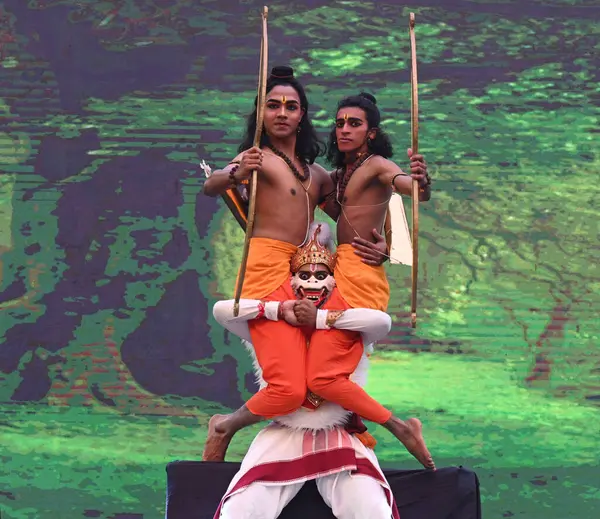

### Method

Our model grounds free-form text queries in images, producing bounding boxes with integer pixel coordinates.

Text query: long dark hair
[238,66,325,164]
[326,92,393,169]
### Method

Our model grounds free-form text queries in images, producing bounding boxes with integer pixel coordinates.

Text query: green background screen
[0,1,598,518]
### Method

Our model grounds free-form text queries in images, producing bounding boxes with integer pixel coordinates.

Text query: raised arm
[203,147,263,197]
[376,153,431,202]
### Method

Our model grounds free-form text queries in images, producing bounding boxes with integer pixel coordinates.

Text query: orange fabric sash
[334,244,390,311]
[236,237,298,299]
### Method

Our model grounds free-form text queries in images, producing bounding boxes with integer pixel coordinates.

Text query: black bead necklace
[267,145,310,183]
[335,152,372,204]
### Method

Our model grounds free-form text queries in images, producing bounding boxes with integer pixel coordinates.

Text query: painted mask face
[291,263,336,307]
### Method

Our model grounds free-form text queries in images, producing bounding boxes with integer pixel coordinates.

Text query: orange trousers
[306,289,392,425]
[245,281,308,418]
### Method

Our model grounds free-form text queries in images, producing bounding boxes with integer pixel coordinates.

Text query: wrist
[228,165,240,187]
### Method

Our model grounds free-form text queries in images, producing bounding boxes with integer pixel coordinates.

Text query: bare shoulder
[368,155,393,171]
[309,162,332,177]
[357,155,387,178]
[368,155,403,176]
[309,162,334,187]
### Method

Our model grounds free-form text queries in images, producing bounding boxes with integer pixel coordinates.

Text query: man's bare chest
[260,166,320,205]
[338,170,384,206]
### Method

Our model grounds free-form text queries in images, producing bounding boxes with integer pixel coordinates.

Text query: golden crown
[290,224,336,273]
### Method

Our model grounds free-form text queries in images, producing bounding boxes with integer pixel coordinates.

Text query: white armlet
[265,302,280,321]
[316,309,329,330]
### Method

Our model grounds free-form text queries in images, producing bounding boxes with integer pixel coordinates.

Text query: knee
[333,479,391,519]
[306,370,335,396]
[219,494,245,519]
[360,494,391,518]
[349,496,390,519]
[220,491,261,519]
[273,381,307,412]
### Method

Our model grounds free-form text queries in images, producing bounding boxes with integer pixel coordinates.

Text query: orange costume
[238,237,307,418]
[306,244,392,425]
[238,228,393,426]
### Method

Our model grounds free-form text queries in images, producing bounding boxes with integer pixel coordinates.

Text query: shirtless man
[202,66,388,461]
[301,91,433,465]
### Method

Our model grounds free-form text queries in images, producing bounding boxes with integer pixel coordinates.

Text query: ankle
[213,415,231,435]
[385,416,407,433]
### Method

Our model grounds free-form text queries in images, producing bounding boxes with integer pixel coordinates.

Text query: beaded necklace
[334,152,373,205]
[267,144,310,182]
[265,144,312,247]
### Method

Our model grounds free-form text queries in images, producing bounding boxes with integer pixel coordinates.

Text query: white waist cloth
[215,423,399,519]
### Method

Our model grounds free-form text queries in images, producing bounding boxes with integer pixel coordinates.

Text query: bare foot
[202,414,232,462]
[388,417,435,470]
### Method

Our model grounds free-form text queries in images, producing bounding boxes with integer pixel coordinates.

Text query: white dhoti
[220,471,391,519]
[215,424,398,519]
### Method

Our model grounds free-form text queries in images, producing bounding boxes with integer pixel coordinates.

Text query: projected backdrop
[0,1,598,518]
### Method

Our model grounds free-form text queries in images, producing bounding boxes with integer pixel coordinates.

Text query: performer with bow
[305,91,432,447]
[202,64,393,459]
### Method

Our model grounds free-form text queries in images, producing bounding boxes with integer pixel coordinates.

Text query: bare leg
[202,405,264,462]
[382,416,435,469]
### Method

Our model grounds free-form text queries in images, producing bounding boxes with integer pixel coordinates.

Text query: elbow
[372,314,392,342]
[212,301,228,324]
[383,314,392,334]
[203,180,217,197]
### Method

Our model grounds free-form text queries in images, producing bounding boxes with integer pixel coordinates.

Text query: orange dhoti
[306,244,392,424]
[239,238,308,419]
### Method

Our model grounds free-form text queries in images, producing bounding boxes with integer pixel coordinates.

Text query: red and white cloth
[215,423,399,519]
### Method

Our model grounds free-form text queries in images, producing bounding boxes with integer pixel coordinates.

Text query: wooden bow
[409,13,419,328]
[233,6,269,316]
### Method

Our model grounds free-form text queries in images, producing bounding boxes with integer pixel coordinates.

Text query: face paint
[290,267,336,308]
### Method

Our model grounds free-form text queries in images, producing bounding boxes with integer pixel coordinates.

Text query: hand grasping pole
[233,6,269,316]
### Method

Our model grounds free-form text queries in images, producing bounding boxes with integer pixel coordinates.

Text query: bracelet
[326,310,345,328]
[390,172,408,191]
[229,165,240,187]
[256,301,265,319]
[277,302,284,321]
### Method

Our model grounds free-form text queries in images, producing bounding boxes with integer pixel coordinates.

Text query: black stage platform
[166,461,481,519]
